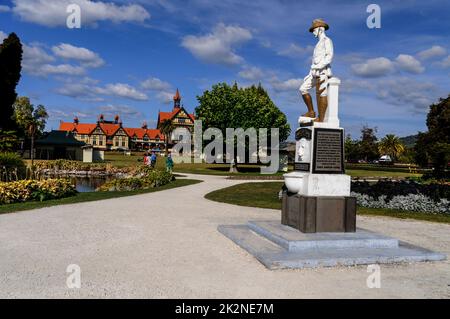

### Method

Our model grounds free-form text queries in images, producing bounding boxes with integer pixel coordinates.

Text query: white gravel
[0,174,449,299]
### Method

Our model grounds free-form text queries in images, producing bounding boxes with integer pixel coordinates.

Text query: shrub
[351,180,450,202]
[0,179,77,204]
[99,170,173,192]
[352,192,449,214]
[0,152,26,180]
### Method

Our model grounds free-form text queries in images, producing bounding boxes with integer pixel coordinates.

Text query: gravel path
[0,174,449,298]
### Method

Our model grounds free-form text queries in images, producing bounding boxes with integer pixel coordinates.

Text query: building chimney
[114,115,120,124]
[73,117,79,125]
[141,121,148,129]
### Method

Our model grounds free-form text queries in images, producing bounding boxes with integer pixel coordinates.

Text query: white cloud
[103,83,148,101]
[52,43,104,68]
[141,77,172,91]
[0,5,10,13]
[277,43,314,58]
[156,91,174,104]
[439,55,450,68]
[395,54,424,74]
[56,78,148,102]
[0,30,7,42]
[40,64,85,76]
[181,23,252,65]
[417,45,447,60]
[270,77,303,92]
[238,66,264,81]
[351,57,394,78]
[376,77,439,112]
[12,0,150,27]
[98,104,143,119]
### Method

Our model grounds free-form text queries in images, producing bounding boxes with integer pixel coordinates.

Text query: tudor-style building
[59,90,195,153]
[60,115,130,151]
[157,89,195,145]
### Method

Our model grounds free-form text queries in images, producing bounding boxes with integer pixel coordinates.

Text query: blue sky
[1,0,449,139]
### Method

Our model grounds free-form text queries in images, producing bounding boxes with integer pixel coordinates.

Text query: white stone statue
[299,19,334,122]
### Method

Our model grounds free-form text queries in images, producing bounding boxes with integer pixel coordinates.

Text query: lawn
[104,152,422,178]
[0,179,202,215]
[204,182,450,224]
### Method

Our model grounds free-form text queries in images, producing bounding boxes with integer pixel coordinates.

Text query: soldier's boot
[314,96,328,122]
[301,94,316,118]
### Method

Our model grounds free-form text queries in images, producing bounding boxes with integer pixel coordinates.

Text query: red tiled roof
[124,127,164,140]
[99,123,121,136]
[158,109,196,124]
[59,122,97,135]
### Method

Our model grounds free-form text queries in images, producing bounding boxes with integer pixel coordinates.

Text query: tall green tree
[414,95,450,177]
[159,119,175,156]
[378,134,405,163]
[359,125,379,162]
[0,33,23,131]
[344,134,360,161]
[13,97,48,166]
[195,82,290,166]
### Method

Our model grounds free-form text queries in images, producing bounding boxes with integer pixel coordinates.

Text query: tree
[159,119,175,156]
[378,134,405,163]
[195,82,291,168]
[0,33,23,131]
[344,134,360,162]
[12,97,48,166]
[414,95,450,177]
[359,125,379,162]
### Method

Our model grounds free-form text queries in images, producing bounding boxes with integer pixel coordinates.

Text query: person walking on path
[166,153,174,173]
[150,152,157,169]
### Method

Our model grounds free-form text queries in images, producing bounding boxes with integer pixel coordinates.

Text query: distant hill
[400,134,419,148]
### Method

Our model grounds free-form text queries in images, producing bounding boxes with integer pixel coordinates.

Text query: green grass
[204,182,450,224]
[0,179,202,215]
[346,169,421,178]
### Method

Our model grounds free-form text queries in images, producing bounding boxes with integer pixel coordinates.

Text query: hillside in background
[400,134,419,148]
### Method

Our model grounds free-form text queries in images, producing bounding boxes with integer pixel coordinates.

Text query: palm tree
[13,97,48,166]
[159,119,175,156]
[378,134,405,163]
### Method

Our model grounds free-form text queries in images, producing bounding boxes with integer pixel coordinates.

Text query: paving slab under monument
[218,220,446,270]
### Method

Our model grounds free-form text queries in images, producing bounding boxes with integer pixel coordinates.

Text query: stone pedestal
[282,193,356,233]
[283,77,356,233]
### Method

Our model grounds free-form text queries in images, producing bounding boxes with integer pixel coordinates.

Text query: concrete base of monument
[218,220,447,270]
[282,192,356,233]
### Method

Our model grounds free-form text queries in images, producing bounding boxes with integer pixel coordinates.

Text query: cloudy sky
[0,0,449,139]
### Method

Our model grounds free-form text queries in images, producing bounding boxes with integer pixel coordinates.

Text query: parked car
[379,155,392,164]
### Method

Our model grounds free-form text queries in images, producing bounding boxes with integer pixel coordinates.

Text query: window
[122,140,126,147]
[93,136,97,145]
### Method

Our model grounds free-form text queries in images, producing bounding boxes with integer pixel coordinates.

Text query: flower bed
[0,179,77,204]
[351,180,449,214]
[98,170,173,192]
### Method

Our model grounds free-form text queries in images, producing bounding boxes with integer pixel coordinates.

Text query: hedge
[0,179,77,204]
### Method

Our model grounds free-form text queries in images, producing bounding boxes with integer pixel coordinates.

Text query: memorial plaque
[294,162,310,172]
[312,128,344,174]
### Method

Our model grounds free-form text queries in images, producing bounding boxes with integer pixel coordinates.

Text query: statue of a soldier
[299,19,334,122]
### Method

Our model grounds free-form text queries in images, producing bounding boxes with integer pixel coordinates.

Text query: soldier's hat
[309,19,329,32]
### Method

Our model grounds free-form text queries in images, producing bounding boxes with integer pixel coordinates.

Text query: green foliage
[195,82,291,146]
[159,119,175,155]
[34,159,106,172]
[0,179,77,204]
[0,130,19,152]
[414,95,450,178]
[13,97,49,136]
[0,152,26,180]
[0,33,23,131]
[378,134,405,162]
[99,169,173,191]
[359,125,379,161]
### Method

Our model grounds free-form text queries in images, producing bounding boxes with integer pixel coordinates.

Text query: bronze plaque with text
[312,128,344,174]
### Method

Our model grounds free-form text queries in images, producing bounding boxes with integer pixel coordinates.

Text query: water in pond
[70,176,114,192]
